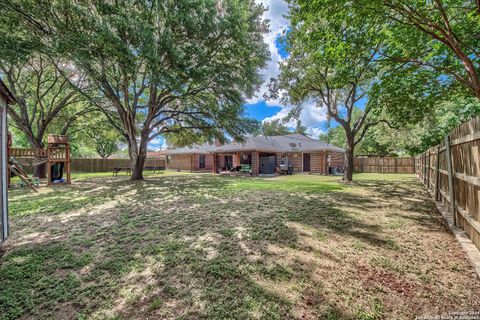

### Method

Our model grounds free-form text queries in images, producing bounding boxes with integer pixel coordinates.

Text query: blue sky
[241,0,330,140]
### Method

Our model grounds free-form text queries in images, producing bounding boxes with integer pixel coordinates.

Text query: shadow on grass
[351,177,445,232]
[0,174,438,319]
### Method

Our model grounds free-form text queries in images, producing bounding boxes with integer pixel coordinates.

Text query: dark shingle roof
[162,134,344,155]
[215,134,344,153]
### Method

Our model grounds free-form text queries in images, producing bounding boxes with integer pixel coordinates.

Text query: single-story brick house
[162,134,345,175]
[162,143,217,172]
[213,134,344,175]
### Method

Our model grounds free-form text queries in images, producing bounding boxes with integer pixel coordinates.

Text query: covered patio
[213,151,258,175]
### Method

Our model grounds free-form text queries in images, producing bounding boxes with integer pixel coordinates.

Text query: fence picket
[416,117,480,250]
[353,157,415,174]
[445,135,456,226]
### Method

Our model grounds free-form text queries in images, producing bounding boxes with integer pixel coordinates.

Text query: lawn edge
[426,190,480,278]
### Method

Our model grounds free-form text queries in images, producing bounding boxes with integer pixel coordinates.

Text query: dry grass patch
[1,172,479,319]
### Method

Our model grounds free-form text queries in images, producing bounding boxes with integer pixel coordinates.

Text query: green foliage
[400,96,480,155]
[0,56,92,149]
[261,119,290,136]
[68,112,123,158]
[271,0,392,180]
[326,0,480,125]
[321,96,480,156]
[374,0,480,98]
[1,1,269,172]
[293,120,307,135]
[319,126,345,149]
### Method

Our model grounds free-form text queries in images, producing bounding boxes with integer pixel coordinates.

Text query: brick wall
[328,151,345,169]
[204,154,214,170]
[211,150,342,175]
[166,154,193,171]
[168,153,214,171]
[276,152,303,173]
[311,151,328,174]
[252,152,259,175]
[287,152,303,173]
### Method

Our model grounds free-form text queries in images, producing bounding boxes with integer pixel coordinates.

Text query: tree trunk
[130,133,148,181]
[33,162,47,178]
[31,141,46,179]
[343,138,355,182]
[131,154,146,180]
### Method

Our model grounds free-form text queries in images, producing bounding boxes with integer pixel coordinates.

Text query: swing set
[8,134,71,192]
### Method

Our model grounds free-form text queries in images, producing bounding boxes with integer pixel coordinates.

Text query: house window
[166,155,171,164]
[240,153,252,165]
[199,154,206,169]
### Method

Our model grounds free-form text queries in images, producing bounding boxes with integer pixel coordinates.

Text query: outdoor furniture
[239,164,251,174]
[144,166,165,173]
[111,167,132,176]
[279,164,294,175]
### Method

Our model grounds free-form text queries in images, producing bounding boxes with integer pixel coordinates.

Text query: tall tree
[2,0,269,180]
[293,120,307,135]
[262,119,291,136]
[54,111,123,159]
[270,0,388,181]
[0,56,93,177]
[354,0,480,99]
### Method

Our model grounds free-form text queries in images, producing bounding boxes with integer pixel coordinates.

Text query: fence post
[434,145,440,201]
[424,152,427,186]
[445,135,456,226]
[427,149,431,190]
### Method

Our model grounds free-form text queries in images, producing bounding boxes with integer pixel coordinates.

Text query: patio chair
[239,164,252,174]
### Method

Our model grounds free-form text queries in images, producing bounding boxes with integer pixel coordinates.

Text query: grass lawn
[1,172,479,319]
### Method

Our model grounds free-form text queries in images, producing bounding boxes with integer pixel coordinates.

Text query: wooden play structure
[8,134,71,191]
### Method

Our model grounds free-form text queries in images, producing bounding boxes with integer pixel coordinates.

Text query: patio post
[252,151,259,175]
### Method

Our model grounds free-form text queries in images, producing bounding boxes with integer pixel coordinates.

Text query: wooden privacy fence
[416,117,480,249]
[354,157,415,173]
[71,158,166,173]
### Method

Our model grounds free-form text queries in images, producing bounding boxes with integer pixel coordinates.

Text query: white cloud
[262,100,327,133]
[247,0,290,105]
[250,1,328,139]
[306,127,325,139]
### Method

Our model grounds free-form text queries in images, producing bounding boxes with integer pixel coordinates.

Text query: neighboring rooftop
[162,134,344,155]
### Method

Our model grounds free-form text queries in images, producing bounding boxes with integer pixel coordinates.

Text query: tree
[262,119,290,136]
[396,95,480,155]
[318,115,402,157]
[87,132,119,159]
[65,112,123,159]
[318,126,345,149]
[270,0,389,181]
[0,56,94,177]
[4,0,269,180]
[293,120,307,135]
[346,0,480,100]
